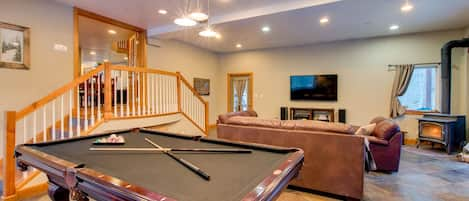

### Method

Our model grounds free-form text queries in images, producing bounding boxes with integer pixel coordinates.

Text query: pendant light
[199,0,220,38]
[190,0,209,22]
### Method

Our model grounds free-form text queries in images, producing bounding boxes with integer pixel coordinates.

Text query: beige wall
[0,0,74,155]
[217,30,466,139]
[147,39,220,124]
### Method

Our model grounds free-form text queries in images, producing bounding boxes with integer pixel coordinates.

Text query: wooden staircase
[2,64,209,201]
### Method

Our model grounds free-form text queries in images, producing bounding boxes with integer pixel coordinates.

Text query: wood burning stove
[417,114,466,154]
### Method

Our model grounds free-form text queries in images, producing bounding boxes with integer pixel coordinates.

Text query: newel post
[2,111,17,201]
[176,72,182,113]
[103,62,113,119]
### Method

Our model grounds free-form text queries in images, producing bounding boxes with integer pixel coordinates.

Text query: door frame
[73,7,148,78]
[227,72,254,112]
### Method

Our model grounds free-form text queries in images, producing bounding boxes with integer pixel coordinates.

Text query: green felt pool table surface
[15,129,304,201]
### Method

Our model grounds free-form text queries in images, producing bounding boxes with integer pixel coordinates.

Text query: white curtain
[233,79,247,111]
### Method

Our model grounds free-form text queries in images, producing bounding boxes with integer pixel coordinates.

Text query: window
[398,65,440,113]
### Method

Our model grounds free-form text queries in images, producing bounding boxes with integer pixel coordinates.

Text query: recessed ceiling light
[401,3,414,12]
[158,9,168,15]
[261,26,271,33]
[108,30,117,35]
[236,43,242,48]
[189,12,209,22]
[103,59,109,62]
[389,24,400,30]
[174,17,198,26]
[319,17,329,24]
[89,51,96,55]
[124,57,128,60]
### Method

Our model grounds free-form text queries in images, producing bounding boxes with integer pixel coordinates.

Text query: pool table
[15,128,304,201]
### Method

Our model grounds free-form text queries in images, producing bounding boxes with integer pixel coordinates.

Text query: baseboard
[404,139,417,145]
[209,124,217,129]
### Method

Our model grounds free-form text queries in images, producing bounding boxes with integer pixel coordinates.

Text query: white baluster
[69,90,73,138]
[33,111,37,143]
[137,72,141,116]
[114,72,117,116]
[77,86,81,136]
[126,71,130,117]
[52,99,56,140]
[61,95,64,139]
[98,74,101,120]
[165,76,169,113]
[120,70,124,117]
[84,80,88,131]
[154,74,157,114]
[43,104,47,141]
[143,73,147,115]
[156,74,160,114]
[23,116,27,144]
[132,72,135,116]
[148,74,152,114]
[91,76,95,125]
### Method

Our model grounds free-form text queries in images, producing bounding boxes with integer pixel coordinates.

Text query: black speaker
[338,109,346,123]
[281,107,288,120]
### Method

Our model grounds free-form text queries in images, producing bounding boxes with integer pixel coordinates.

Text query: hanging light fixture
[174,0,198,26]
[199,0,220,38]
[199,28,218,37]
[189,0,209,21]
[174,17,197,26]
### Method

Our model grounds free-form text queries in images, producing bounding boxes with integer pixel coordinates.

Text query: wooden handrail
[179,74,207,104]
[16,65,105,121]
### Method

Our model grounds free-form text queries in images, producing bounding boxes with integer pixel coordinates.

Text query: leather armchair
[365,118,403,172]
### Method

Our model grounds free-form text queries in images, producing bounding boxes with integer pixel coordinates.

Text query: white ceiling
[57,0,469,53]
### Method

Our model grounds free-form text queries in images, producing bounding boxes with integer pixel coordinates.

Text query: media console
[289,107,335,122]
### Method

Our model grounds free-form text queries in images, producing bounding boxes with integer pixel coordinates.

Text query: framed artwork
[194,78,210,96]
[0,22,30,70]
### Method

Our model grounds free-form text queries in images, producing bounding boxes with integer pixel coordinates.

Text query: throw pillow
[355,123,377,136]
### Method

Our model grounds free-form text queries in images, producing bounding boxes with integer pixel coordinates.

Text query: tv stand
[289,107,335,122]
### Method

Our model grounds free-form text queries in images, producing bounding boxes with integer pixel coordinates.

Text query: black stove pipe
[440,38,469,114]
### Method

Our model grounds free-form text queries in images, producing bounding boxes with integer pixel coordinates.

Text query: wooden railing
[2,64,209,200]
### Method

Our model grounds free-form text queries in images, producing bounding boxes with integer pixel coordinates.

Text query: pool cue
[144,138,211,181]
[89,147,252,153]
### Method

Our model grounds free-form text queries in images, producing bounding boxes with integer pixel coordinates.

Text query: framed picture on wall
[194,78,210,96]
[0,22,30,70]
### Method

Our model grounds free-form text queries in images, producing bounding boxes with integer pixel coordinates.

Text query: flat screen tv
[290,74,338,101]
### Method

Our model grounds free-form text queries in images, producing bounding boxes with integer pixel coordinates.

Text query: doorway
[227,73,253,112]
[74,8,147,77]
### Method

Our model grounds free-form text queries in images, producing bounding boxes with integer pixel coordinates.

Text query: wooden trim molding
[74,8,144,31]
[404,138,417,145]
[73,7,147,78]
[227,72,254,112]
[405,110,440,115]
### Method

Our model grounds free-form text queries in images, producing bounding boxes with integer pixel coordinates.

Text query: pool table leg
[48,182,70,201]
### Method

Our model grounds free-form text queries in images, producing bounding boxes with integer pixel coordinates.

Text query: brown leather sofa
[217,111,365,201]
[366,117,403,172]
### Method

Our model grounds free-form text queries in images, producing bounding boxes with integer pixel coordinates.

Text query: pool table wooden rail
[15,129,304,201]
